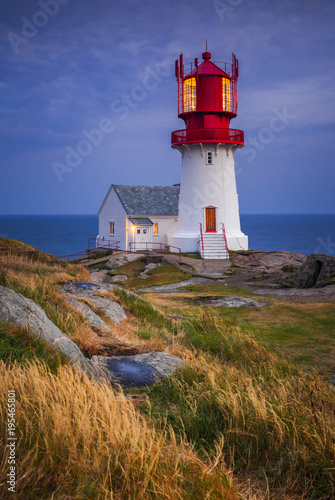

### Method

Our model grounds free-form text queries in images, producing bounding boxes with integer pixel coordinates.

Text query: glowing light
[222,78,231,112]
[183,77,196,112]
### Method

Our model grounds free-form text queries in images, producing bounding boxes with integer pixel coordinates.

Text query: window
[183,77,196,112]
[109,221,115,235]
[143,229,147,234]
[137,229,140,234]
[206,151,213,164]
[222,77,231,112]
[153,222,159,235]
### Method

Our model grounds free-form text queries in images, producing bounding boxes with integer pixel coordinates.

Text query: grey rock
[64,296,110,328]
[108,274,128,282]
[209,296,265,308]
[295,254,335,288]
[91,352,185,388]
[145,263,160,271]
[105,253,145,270]
[88,296,127,325]
[61,281,127,325]
[62,281,113,298]
[0,285,106,382]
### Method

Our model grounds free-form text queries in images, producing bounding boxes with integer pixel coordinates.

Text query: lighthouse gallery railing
[171,128,244,146]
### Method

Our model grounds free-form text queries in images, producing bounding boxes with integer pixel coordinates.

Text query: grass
[106,257,190,289]
[2,238,335,499]
[88,261,108,269]
[0,361,237,499]
[0,322,68,372]
[114,291,335,499]
[107,257,147,278]
[143,284,335,376]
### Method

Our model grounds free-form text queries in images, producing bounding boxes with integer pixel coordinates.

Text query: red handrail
[221,223,229,260]
[199,222,204,256]
[128,241,181,263]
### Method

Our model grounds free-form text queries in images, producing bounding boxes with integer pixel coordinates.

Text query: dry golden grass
[0,361,238,499]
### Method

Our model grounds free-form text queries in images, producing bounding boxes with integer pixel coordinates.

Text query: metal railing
[221,222,230,260]
[88,238,120,251]
[199,223,205,257]
[129,241,181,263]
[171,128,244,146]
[58,238,120,261]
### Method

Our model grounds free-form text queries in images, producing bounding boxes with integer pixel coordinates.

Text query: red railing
[199,223,204,257]
[129,241,181,263]
[221,223,230,260]
[171,128,244,146]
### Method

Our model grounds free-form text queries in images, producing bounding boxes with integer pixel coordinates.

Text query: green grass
[0,322,68,372]
[115,291,335,499]
[123,263,190,290]
[88,261,107,269]
[107,257,147,278]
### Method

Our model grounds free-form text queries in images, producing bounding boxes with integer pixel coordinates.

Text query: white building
[98,184,180,252]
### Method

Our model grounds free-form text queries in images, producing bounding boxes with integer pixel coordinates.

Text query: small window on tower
[109,221,115,235]
[207,151,213,164]
[153,223,159,235]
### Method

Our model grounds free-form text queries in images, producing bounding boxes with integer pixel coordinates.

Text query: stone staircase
[200,233,229,260]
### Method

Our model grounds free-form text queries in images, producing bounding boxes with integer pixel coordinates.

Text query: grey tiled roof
[113,185,180,216]
[128,217,153,226]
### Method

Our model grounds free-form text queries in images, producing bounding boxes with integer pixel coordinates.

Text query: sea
[0,214,334,258]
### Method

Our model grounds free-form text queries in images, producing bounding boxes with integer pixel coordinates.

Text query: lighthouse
[168,48,248,258]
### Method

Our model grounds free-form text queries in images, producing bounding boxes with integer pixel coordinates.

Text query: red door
[205,207,216,232]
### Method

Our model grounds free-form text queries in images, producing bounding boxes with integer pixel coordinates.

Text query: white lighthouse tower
[168,49,248,258]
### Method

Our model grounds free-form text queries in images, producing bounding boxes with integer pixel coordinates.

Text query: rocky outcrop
[61,281,127,326]
[0,286,107,382]
[295,254,335,288]
[231,251,307,272]
[64,295,110,328]
[208,296,265,307]
[105,253,146,270]
[91,352,185,388]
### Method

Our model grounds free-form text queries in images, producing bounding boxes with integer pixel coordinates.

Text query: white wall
[127,216,178,251]
[170,143,248,251]
[98,187,128,250]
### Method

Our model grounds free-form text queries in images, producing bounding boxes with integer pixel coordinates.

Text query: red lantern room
[171,50,244,147]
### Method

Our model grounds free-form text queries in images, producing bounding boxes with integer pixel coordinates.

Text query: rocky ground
[87,250,335,303]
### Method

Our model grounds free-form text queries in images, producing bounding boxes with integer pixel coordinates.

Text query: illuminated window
[137,229,140,234]
[109,221,115,235]
[183,77,196,112]
[206,151,213,164]
[222,78,231,112]
[153,222,159,235]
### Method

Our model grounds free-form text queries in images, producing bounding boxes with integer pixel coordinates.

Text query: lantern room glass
[183,77,196,112]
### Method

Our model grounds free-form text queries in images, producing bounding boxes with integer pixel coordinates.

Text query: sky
[0,0,334,215]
